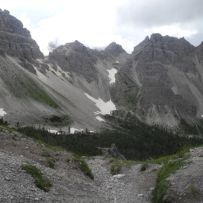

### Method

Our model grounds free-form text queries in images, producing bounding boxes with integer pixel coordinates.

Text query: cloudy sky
[1,0,203,54]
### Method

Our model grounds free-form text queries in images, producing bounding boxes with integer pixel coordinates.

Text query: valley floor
[0,126,203,203]
[0,127,159,203]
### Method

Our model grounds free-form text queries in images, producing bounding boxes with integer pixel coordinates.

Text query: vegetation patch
[46,158,56,169]
[45,115,72,126]
[72,155,94,180]
[110,163,122,175]
[151,149,189,203]
[189,184,201,198]
[110,159,135,175]
[0,118,8,126]
[140,163,149,172]
[22,163,52,192]
[17,112,203,161]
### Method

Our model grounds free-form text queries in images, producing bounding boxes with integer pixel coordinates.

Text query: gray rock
[112,34,203,127]
[0,10,43,60]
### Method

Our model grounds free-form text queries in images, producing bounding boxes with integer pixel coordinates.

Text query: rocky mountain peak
[0,9,43,59]
[150,33,163,42]
[133,33,195,61]
[105,42,126,57]
[49,41,98,82]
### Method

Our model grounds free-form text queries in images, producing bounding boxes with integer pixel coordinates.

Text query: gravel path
[87,157,159,203]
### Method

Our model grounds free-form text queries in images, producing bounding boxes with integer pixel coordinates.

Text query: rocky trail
[0,126,203,202]
[87,157,159,203]
[0,127,160,203]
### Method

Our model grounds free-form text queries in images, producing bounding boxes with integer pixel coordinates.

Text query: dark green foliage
[17,113,203,161]
[140,163,148,172]
[179,118,203,136]
[22,163,52,192]
[110,163,122,175]
[72,155,94,179]
[45,115,72,126]
[0,118,8,126]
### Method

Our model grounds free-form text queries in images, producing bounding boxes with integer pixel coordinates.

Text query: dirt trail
[87,157,159,203]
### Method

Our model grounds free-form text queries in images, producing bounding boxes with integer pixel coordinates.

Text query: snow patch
[113,174,125,178]
[84,93,116,115]
[48,129,59,134]
[96,116,105,122]
[0,108,7,117]
[107,68,118,84]
[70,128,84,134]
[48,64,70,79]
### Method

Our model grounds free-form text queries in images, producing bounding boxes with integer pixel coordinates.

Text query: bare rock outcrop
[0,9,43,59]
[112,34,203,127]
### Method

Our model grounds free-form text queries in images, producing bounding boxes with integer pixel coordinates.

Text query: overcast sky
[0,0,203,54]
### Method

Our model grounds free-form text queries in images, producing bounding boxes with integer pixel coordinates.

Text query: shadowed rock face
[0,9,43,59]
[48,41,98,82]
[112,34,203,127]
[105,42,127,57]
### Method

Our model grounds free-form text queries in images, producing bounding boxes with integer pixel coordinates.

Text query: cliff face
[112,34,203,127]
[0,9,43,59]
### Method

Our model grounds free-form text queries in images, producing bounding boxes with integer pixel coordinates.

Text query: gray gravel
[87,157,159,203]
[0,128,161,203]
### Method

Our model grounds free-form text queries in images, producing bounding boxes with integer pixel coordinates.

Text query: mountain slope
[0,10,129,130]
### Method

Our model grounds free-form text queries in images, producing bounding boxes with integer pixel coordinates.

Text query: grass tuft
[151,149,189,203]
[72,155,94,180]
[22,163,52,192]
[47,158,56,169]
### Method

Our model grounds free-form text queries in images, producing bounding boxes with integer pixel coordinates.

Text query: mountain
[0,10,203,130]
[112,33,203,127]
[0,10,129,130]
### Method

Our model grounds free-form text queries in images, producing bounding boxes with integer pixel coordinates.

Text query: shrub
[110,163,122,175]
[140,163,148,172]
[0,118,8,126]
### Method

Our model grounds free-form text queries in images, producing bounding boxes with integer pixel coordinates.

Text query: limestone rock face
[0,9,43,59]
[105,42,127,57]
[112,34,203,127]
[48,41,98,82]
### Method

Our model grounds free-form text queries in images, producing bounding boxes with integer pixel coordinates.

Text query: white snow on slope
[70,127,84,134]
[96,116,105,122]
[48,128,84,134]
[84,93,116,115]
[107,68,118,84]
[48,129,60,134]
[0,108,7,117]
[48,64,70,79]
